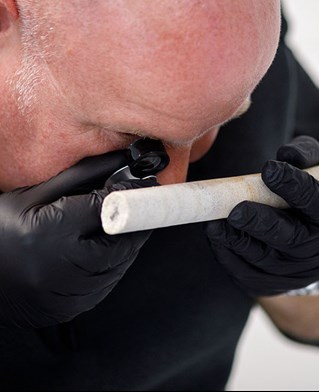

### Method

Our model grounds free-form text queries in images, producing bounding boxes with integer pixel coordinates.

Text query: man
[0,0,319,389]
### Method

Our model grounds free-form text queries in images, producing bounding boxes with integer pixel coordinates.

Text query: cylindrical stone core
[101,165,319,235]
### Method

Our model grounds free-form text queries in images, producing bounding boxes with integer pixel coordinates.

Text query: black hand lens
[106,138,170,186]
[127,138,170,177]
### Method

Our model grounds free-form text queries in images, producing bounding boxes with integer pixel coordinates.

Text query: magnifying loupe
[106,138,170,185]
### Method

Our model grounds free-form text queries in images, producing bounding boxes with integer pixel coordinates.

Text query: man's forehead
[20,0,279,149]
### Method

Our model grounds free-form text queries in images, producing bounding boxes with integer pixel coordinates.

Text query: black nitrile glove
[0,151,155,328]
[206,135,319,297]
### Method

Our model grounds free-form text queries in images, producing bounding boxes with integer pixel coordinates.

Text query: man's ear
[0,0,19,33]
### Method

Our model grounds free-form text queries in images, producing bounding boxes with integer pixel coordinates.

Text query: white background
[227,1,319,390]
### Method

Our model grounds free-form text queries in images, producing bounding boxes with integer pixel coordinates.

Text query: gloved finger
[211,244,319,297]
[77,230,151,274]
[206,219,268,263]
[52,276,127,321]
[24,150,128,205]
[36,177,158,237]
[206,218,319,274]
[277,135,319,169]
[104,177,159,194]
[45,250,138,300]
[31,180,154,279]
[262,160,319,224]
[33,193,103,237]
[209,243,286,296]
[227,201,311,251]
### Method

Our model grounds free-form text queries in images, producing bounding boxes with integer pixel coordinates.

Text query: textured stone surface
[101,166,319,234]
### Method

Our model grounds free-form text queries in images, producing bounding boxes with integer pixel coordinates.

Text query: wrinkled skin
[0,0,280,190]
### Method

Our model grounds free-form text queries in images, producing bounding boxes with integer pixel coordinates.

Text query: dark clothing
[1,18,319,391]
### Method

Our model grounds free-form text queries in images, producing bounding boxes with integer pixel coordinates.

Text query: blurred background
[227,1,319,390]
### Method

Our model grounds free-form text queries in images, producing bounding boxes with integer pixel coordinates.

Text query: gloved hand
[206,135,319,297]
[0,151,155,328]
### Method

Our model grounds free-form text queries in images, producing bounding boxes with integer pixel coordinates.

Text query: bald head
[0,0,280,189]
[16,0,280,138]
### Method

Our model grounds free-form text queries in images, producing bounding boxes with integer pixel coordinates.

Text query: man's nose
[156,145,191,185]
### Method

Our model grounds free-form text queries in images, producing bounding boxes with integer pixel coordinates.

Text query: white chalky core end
[102,192,130,235]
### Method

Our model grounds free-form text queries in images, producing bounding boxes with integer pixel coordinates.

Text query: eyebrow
[105,97,253,147]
